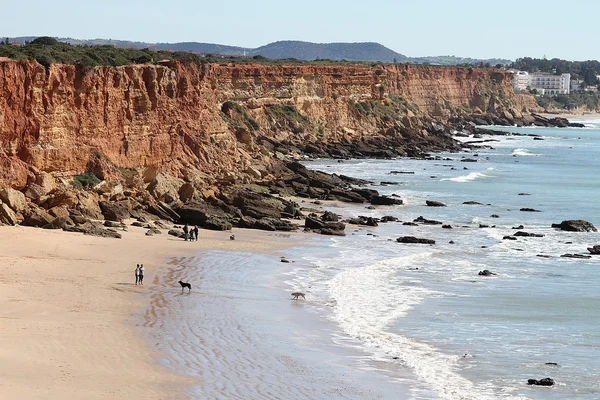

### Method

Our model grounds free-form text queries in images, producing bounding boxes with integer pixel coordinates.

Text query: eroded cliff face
[0,60,524,188]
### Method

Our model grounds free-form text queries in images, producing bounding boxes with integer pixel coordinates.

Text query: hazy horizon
[3,0,599,61]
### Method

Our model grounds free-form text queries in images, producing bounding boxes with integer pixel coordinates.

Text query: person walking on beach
[193,225,199,241]
[139,264,145,285]
[183,223,189,241]
[135,264,140,285]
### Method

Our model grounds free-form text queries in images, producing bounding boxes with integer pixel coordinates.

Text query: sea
[146,119,600,399]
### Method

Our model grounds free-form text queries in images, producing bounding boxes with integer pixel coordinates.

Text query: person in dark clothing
[193,225,199,241]
[135,264,140,285]
[183,223,189,241]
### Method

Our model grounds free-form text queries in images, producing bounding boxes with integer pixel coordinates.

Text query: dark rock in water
[366,206,376,210]
[518,193,531,196]
[503,236,518,241]
[380,216,399,223]
[587,245,600,255]
[561,253,592,259]
[280,258,290,263]
[397,236,435,245]
[449,240,455,244]
[481,246,488,248]
[527,378,555,386]
[426,200,447,207]
[442,224,453,229]
[321,211,340,222]
[463,201,483,205]
[512,225,525,229]
[533,137,544,140]
[351,188,379,201]
[490,214,500,218]
[479,224,489,228]
[537,254,552,258]
[520,208,541,212]
[389,171,414,174]
[513,231,545,238]
[371,196,403,206]
[403,222,419,226]
[347,216,379,227]
[552,220,597,232]
[545,362,560,366]
[461,158,478,162]
[414,216,443,225]
[319,227,346,236]
[478,270,496,276]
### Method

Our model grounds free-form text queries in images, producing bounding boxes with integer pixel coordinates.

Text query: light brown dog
[291,292,306,300]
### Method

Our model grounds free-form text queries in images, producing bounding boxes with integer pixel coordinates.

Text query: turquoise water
[295,120,600,399]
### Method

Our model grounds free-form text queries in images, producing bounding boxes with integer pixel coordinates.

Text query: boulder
[239,216,297,232]
[65,221,122,239]
[168,229,185,238]
[371,196,403,206]
[414,216,443,225]
[463,201,483,205]
[43,216,75,230]
[503,236,518,241]
[552,220,597,232]
[0,187,26,213]
[478,270,496,276]
[76,191,103,219]
[147,173,184,203]
[587,245,600,255]
[321,211,340,222]
[48,206,70,219]
[176,201,234,229]
[22,207,54,227]
[442,224,452,229]
[513,231,544,238]
[380,216,399,222]
[0,202,19,225]
[527,378,554,386]
[233,190,298,219]
[520,208,541,212]
[426,200,447,207]
[561,253,592,259]
[397,236,435,245]
[146,228,162,236]
[319,227,346,236]
[46,190,79,209]
[99,200,131,221]
[178,183,197,203]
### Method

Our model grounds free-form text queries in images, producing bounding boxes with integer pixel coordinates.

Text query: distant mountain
[248,41,409,63]
[4,37,511,65]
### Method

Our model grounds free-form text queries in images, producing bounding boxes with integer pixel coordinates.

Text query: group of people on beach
[135,264,145,285]
[183,223,199,241]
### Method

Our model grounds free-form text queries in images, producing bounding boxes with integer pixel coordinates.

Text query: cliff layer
[0,60,524,189]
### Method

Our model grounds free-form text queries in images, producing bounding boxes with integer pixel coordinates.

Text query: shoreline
[0,224,301,399]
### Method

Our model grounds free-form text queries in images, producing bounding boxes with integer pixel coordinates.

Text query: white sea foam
[441,168,495,183]
[511,148,538,156]
[328,253,507,400]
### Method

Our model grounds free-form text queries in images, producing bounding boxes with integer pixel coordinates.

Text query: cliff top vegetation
[0,36,504,70]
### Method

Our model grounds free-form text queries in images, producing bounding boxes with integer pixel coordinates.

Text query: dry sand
[0,224,297,399]
[540,112,600,119]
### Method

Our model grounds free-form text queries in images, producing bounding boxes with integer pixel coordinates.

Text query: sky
[3,0,599,61]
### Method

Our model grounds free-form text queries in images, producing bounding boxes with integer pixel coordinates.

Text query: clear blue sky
[3,0,599,61]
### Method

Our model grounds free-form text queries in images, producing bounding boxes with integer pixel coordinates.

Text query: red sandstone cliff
[0,60,526,189]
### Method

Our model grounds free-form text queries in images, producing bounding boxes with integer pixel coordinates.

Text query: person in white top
[138,264,145,285]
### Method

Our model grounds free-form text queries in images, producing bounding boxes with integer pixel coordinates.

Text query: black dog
[178,280,192,293]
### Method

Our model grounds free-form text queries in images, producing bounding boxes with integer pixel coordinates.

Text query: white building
[512,71,531,91]
[511,71,571,94]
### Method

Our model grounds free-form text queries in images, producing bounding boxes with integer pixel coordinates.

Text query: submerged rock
[397,236,435,245]
[552,220,597,232]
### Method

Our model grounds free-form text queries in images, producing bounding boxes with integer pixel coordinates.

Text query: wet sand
[0,224,298,399]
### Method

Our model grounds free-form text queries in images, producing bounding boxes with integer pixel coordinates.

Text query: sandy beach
[0,224,297,399]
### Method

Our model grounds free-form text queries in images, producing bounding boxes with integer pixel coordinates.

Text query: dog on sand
[291,292,305,300]
[230,235,235,240]
[178,280,192,292]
